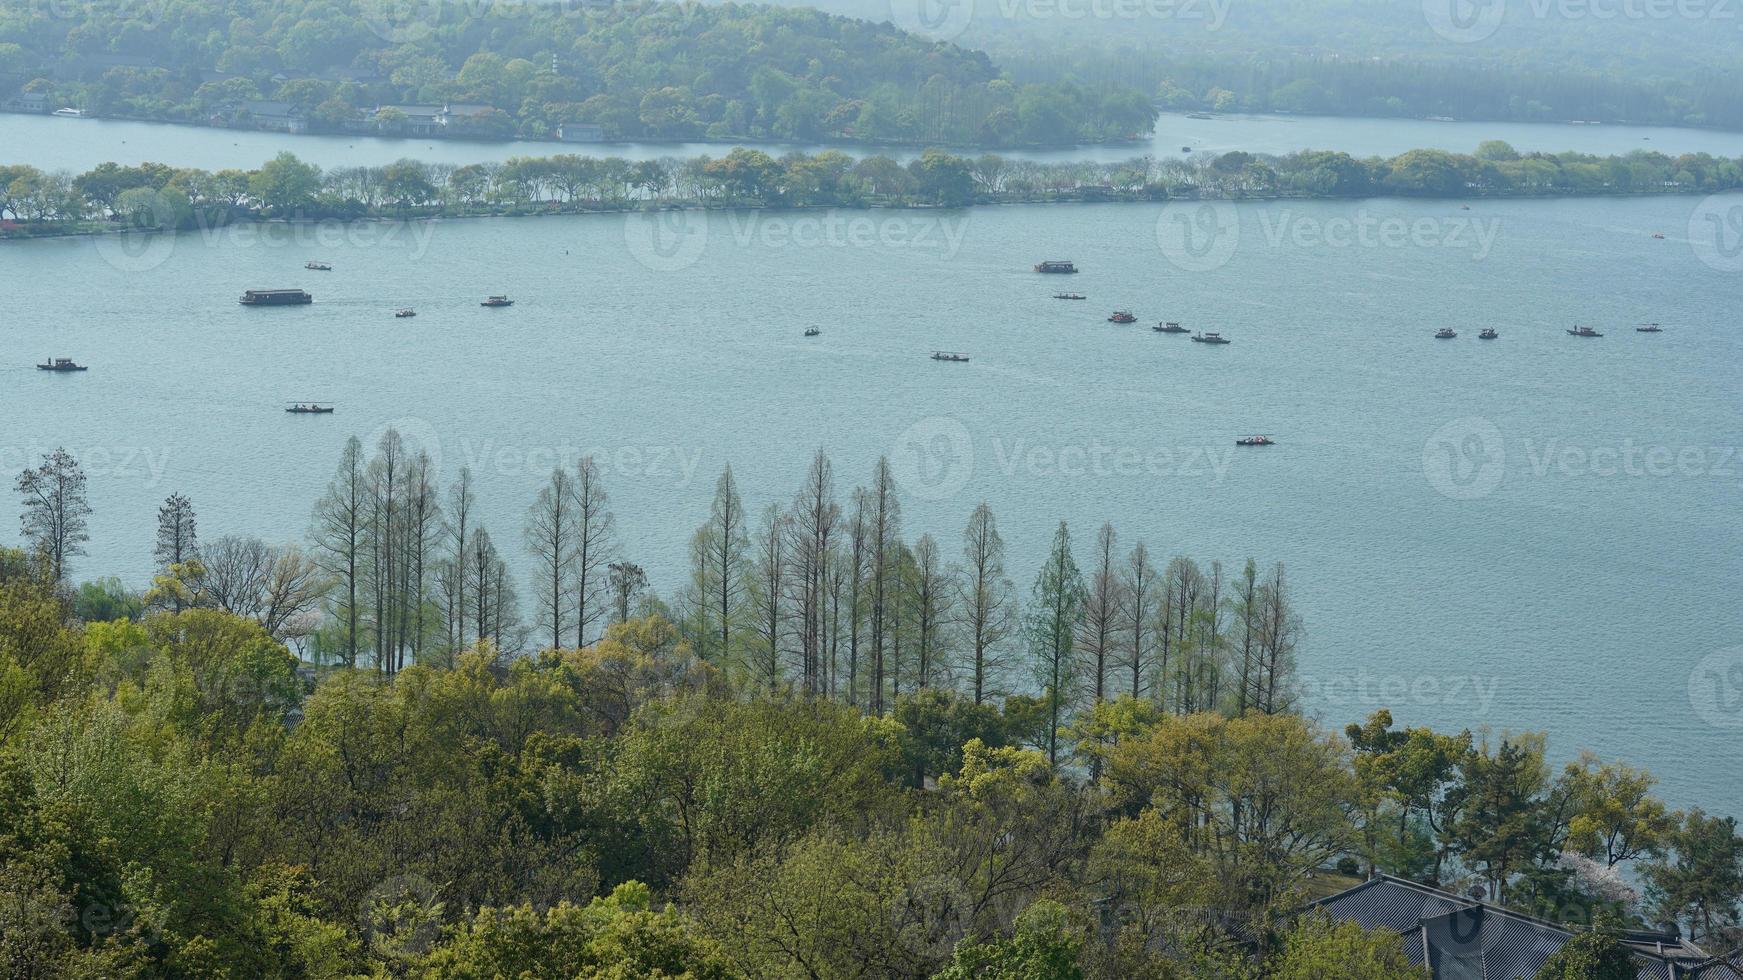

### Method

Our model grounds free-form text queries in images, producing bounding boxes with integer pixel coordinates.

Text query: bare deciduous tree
[907,533,953,691]
[690,466,748,666]
[16,448,90,583]
[958,502,1015,705]
[443,467,476,653]
[312,437,365,667]
[786,450,838,695]
[202,535,328,639]
[567,456,615,647]
[1078,522,1121,706]
[746,503,788,690]
[863,458,901,714]
[526,467,575,650]
[1119,541,1159,700]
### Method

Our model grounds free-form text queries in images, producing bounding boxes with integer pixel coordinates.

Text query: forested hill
[782,0,1743,130]
[0,0,1157,147]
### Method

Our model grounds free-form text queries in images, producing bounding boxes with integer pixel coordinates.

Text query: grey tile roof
[1315,876,1472,937]
[1310,874,1738,980]
[1689,950,1743,979]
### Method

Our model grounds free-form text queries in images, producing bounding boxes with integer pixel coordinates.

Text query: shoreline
[3,187,1736,244]
[0,107,1148,156]
[6,140,1740,242]
[19,104,1743,153]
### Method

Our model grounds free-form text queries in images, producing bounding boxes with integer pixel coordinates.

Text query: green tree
[611,695,900,887]
[1269,913,1420,980]
[1559,754,1673,868]
[1642,809,1743,947]
[892,687,1009,789]
[248,152,321,215]
[935,899,1085,980]
[1448,734,1552,904]
[1532,929,1638,980]
[910,149,975,207]
[420,881,742,978]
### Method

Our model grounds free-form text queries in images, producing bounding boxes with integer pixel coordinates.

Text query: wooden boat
[37,358,86,372]
[304,261,332,271]
[1034,260,1078,274]
[1052,293,1086,300]
[1435,328,1458,339]
[1186,112,1213,120]
[481,295,514,307]
[285,403,335,414]
[1154,321,1189,334]
[1191,332,1230,344]
[1567,325,1603,337]
[1636,323,1663,333]
[395,308,417,318]
[1235,435,1274,447]
[1478,328,1499,340]
[931,351,970,362]
[804,327,820,337]
[1651,232,1666,239]
[240,288,313,306]
[1108,311,1137,323]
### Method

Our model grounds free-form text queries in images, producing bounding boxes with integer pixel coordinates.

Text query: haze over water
[2,115,1740,817]
[8,109,1743,172]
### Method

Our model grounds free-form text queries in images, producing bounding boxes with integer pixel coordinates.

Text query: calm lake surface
[6,109,1743,172]
[2,193,1740,817]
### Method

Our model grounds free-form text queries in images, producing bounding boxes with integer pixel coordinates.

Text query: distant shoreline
[0,107,1150,156]
[4,187,1733,245]
[5,141,1739,242]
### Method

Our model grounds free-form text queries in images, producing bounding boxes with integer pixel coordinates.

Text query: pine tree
[153,492,200,611]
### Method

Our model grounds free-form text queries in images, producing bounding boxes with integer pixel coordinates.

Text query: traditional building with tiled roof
[1310,874,1743,979]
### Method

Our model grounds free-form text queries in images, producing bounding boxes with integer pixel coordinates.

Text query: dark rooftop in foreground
[1310,874,1743,979]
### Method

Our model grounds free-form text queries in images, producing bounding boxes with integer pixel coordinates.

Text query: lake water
[2,191,1740,819]
[6,109,1743,173]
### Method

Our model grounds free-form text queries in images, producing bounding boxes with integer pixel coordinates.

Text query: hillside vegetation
[0,0,1157,146]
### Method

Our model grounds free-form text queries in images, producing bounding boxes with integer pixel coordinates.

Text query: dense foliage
[802,0,1743,130]
[3,439,1742,975]
[4,139,1742,235]
[1007,49,1743,132]
[0,0,1154,146]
